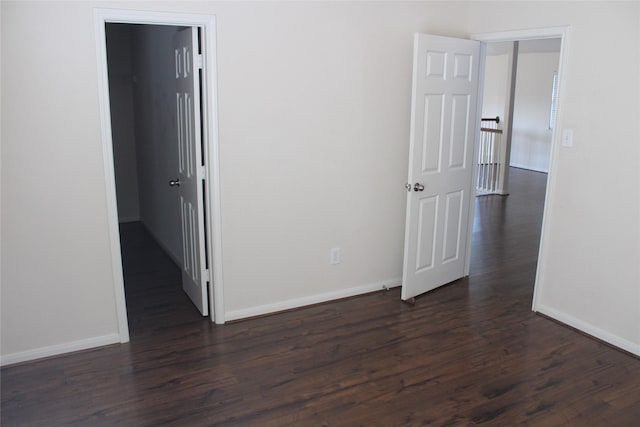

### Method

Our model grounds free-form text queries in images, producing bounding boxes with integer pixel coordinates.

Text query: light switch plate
[330,247,341,265]
[562,129,574,147]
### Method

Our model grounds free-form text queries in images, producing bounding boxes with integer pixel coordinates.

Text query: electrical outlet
[330,247,341,265]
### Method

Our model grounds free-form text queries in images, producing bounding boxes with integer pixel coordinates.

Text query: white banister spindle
[476,119,506,195]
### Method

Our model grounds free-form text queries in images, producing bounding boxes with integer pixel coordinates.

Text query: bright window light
[549,71,559,129]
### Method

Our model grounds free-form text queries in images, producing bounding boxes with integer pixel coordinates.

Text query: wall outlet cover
[330,247,341,265]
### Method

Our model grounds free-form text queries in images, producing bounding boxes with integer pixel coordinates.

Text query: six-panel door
[402,34,480,301]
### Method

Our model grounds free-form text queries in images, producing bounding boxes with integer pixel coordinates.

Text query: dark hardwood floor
[2,168,639,426]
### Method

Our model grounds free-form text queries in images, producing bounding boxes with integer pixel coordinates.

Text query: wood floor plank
[2,168,639,426]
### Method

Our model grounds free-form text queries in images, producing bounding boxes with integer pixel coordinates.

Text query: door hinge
[196,54,204,69]
[198,165,206,179]
[203,269,211,282]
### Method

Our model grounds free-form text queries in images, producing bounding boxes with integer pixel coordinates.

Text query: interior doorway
[106,22,209,335]
[95,10,225,344]
[471,28,570,312]
[478,38,561,196]
[471,37,561,283]
[473,37,561,246]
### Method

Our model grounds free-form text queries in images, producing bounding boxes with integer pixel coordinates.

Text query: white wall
[469,1,640,354]
[482,45,560,173]
[0,0,469,362]
[214,1,469,318]
[482,52,509,121]
[1,1,638,363]
[510,51,560,172]
[1,1,121,362]
[130,25,183,263]
[106,24,141,223]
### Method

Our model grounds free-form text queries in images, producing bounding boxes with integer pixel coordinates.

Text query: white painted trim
[471,27,569,43]
[0,334,121,367]
[94,11,130,344]
[532,27,571,314]
[225,279,401,322]
[400,34,420,298]
[501,40,519,195]
[535,304,640,357]
[95,8,216,27]
[464,40,486,277]
[200,17,227,325]
[94,9,226,345]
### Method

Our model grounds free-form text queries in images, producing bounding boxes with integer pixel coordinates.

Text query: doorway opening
[476,38,561,196]
[471,37,562,270]
[95,10,226,344]
[106,23,209,338]
[470,36,563,303]
[470,28,570,312]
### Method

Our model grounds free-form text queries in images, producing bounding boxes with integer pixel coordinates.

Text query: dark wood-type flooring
[2,168,639,426]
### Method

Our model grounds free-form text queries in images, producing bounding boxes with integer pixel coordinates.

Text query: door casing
[94,9,226,344]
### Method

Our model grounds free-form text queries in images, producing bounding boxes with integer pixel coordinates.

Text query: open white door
[401,34,480,301]
[174,27,209,315]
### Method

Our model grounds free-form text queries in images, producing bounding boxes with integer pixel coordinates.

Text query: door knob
[169,179,181,187]
[405,183,412,192]
[413,183,424,192]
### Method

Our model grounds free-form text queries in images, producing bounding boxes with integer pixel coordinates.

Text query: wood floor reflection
[2,168,639,426]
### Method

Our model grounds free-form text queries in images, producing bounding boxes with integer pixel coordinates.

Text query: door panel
[401,34,480,300]
[442,190,463,263]
[421,94,444,174]
[449,94,471,169]
[416,196,438,272]
[174,27,208,316]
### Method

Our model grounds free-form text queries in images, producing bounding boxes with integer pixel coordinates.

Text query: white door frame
[94,9,226,343]
[468,26,571,312]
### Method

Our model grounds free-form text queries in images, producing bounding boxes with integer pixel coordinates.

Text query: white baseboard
[535,304,640,357]
[225,278,402,322]
[0,333,122,367]
[509,163,549,174]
